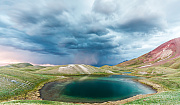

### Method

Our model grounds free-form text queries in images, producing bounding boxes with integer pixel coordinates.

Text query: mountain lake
[40,75,156,103]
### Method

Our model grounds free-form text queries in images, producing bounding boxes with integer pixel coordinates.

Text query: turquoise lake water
[40,75,156,103]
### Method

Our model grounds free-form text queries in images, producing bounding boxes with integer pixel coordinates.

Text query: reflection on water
[40,75,156,103]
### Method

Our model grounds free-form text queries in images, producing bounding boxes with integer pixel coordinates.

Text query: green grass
[132,67,180,77]
[1,62,180,104]
[125,64,180,104]
[8,63,33,68]
[126,91,180,105]
[149,77,180,90]
[0,100,79,105]
[161,57,180,69]
[0,67,56,100]
[100,65,135,74]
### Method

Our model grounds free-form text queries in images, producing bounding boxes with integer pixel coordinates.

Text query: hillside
[0,64,56,101]
[7,63,33,68]
[1,61,180,104]
[117,37,180,67]
[36,64,113,75]
[0,63,114,103]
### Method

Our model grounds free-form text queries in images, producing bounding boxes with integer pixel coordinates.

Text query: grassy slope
[103,53,180,105]
[116,54,147,67]
[161,57,180,69]
[1,63,180,104]
[100,65,134,73]
[0,64,57,101]
[36,64,112,75]
[118,64,180,104]
[0,63,110,105]
[93,65,180,104]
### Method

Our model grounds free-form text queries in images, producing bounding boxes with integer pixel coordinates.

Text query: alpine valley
[1,37,180,105]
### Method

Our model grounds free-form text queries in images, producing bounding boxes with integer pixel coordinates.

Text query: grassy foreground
[125,91,180,105]
[99,65,180,104]
[1,63,180,104]
[0,63,111,105]
[0,100,79,105]
[0,64,61,101]
[123,66,180,104]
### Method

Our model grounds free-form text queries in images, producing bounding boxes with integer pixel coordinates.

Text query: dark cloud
[0,0,179,66]
[86,25,109,35]
[110,17,164,33]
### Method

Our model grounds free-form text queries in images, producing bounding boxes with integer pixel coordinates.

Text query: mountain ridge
[117,37,180,67]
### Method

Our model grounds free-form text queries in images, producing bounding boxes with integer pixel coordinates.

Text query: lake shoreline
[39,75,164,105]
[5,74,165,105]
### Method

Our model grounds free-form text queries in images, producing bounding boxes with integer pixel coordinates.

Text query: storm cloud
[0,0,180,66]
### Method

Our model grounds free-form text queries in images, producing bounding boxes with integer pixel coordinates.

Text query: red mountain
[117,37,180,67]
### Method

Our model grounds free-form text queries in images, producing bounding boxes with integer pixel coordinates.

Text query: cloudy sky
[0,0,180,66]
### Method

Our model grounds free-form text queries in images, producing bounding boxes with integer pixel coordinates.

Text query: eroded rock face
[117,37,180,67]
[145,37,180,63]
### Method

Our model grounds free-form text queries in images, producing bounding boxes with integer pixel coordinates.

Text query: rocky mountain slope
[117,37,180,67]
